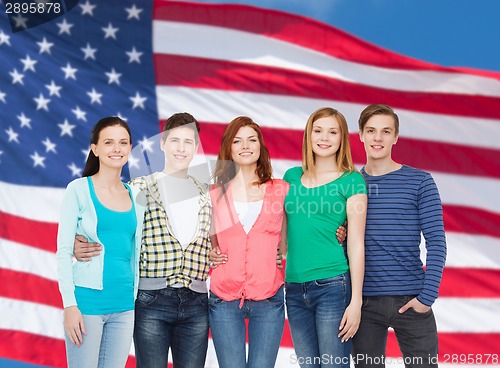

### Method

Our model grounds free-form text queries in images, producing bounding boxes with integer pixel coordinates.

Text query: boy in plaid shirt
[74,113,212,368]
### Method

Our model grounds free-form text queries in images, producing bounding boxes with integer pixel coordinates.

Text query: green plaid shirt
[129,173,212,287]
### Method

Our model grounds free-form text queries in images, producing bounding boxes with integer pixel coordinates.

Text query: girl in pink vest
[209,116,289,368]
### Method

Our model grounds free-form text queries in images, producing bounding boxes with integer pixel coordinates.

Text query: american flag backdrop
[1,1,500,367]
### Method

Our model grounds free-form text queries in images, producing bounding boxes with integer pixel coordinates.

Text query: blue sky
[196,0,500,72]
[1,1,497,367]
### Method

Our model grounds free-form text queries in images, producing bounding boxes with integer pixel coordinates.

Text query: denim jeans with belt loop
[133,287,209,368]
[286,271,352,368]
[208,285,285,368]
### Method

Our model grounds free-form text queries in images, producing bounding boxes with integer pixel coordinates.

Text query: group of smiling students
[57,104,446,368]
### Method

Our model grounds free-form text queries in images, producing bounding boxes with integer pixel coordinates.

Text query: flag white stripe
[0,297,63,339]
[0,297,138,356]
[443,233,500,269]
[0,239,58,281]
[0,180,64,222]
[433,173,500,214]
[433,298,500,332]
[156,86,500,149]
[153,21,500,98]
[277,347,500,368]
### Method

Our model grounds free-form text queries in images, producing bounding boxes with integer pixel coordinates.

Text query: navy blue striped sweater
[361,165,447,306]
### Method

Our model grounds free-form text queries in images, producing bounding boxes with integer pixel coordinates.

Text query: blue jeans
[65,310,134,368]
[352,295,438,368]
[285,272,351,368]
[133,287,209,368]
[209,286,285,368]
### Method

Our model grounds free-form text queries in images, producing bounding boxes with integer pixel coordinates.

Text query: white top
[233,200,263,233]
[157,172,200,249]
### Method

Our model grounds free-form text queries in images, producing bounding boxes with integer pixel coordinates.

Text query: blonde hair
[302,107,356,175]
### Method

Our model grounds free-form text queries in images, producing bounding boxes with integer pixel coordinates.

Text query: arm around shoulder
[56,180,82,308]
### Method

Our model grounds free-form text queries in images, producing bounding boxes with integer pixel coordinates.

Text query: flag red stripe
[199,122,500,180]
[386,331,500,359]
[0,330,67,368]
[0,211,57,252]
[439,268,500,297]
[379,137,500,181]
[1,267,499,318]
[442,204,500,238]
[198,122,300,161]
[155,54,500,120]
[2,191,500,255]
[153,0,500,79]
[0,330,138,368]
[0,269,61,308]
[1,263,497,321]
[2,204,500,260]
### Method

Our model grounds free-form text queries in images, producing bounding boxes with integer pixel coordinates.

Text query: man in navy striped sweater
[352,104,447,368]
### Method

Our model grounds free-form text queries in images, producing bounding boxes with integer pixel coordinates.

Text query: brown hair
[358,104,399,134]
[302,107,356,175]
[212,116,272,187]
[82,116,131,177]
[161,112,200,143]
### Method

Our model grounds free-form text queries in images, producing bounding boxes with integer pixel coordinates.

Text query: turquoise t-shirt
[283,167,367,283]
[75,177,137,315]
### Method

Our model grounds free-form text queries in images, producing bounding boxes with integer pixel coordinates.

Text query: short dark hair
[161,112,200,143]
[358,104,399,134]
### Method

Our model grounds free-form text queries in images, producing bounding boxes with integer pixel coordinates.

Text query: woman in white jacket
[56,117,145,368]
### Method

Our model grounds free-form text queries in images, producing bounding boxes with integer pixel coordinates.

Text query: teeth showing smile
[239,152,253,156]
[174,155,187,160]
[371,145,383,149]
[317,144,331,149]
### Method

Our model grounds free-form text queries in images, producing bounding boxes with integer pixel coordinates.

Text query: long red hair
[212,116,272,189]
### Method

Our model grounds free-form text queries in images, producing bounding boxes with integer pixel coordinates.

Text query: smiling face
[230,126,261,167]
[359,114,398,162]
[91,125,131,170]
[310,116,342,160]
[160,125,197,173]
